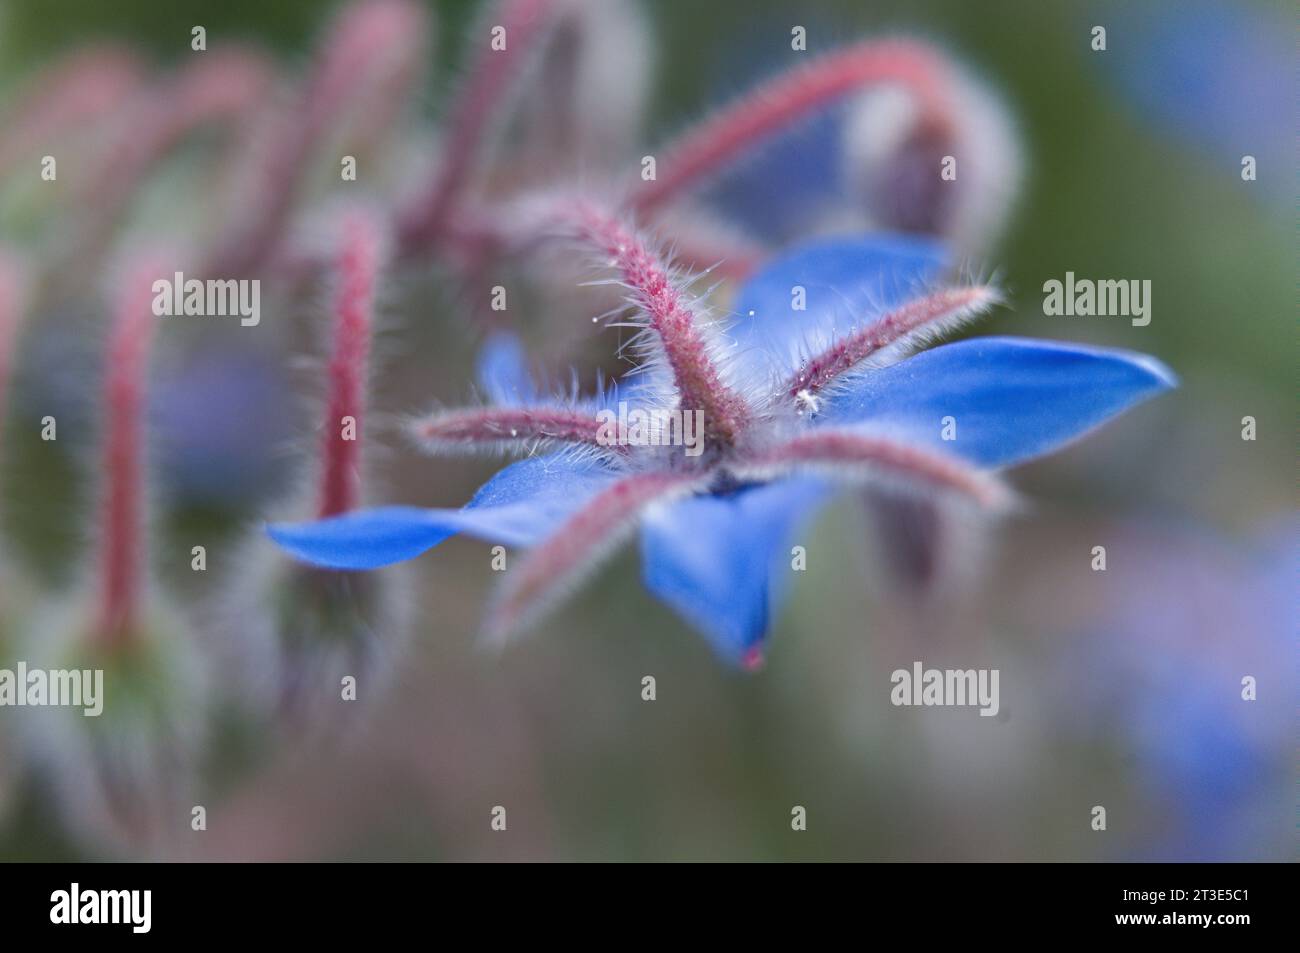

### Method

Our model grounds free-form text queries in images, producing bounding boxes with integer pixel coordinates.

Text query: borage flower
[268,207,1174,667]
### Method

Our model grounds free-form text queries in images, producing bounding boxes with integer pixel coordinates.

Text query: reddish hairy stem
[571,203,751,446]
[486,470,702,641]
[630,39,952,215]
[413,405,618,452]
[787,285,997,398]
[740,431,1007,509]
[319,218,382,518]
[96,262,163,647]
[399,0,559,251]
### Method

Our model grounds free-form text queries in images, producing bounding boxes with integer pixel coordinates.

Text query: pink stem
[740,431,1008,509]
[96,261,163,647]
[398,0,560,251]
[413,405,620,453]
[571,203,751,446]
[630,39,953,215]
[0,252,24,466]
[787,285,997,398]
[0,46,142,180]
[486,469,703,641]
[318,216,382,519]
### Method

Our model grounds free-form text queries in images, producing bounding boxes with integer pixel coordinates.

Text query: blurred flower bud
[267,561,411,730]
[502,0,653,185]
[224,213,412,732]
[843,60,1022,252]
[17,595,207,857]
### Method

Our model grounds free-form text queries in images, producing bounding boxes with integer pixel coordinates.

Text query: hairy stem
[739,430,1008,509]
[787,285,997,398]
[485,470,702,642]
[96,260,163,647]
[412,405,619,454]
[318,216,382,518]
[571,203,751,446]
[630,39,952,215]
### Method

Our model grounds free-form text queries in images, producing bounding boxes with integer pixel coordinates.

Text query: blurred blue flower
[1100,0,1288,203]
[269,231,1173,666]
[1056,526,1293,860]
[152,347,295,508]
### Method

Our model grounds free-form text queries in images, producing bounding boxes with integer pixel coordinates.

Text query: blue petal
[268,455,619,569]
[268,506,460,570]
[818,336,1177,468]
[460,454,620,545]
[729,234,949,379]
[476,331,536,405]
[639,477,830,665]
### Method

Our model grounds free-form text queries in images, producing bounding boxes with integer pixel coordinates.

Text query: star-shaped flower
[268,206,1174,666]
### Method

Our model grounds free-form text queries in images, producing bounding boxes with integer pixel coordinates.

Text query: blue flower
[269,219,1174,667]
[1100,0,1289,204]
[1052,526,1293,860]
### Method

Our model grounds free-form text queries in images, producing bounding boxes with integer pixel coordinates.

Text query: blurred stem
[0,252,24,473]
[398,0,561,252]
[96,261,160,648]
[630,38,954,215]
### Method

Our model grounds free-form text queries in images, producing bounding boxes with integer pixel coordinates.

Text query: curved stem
[398,0,560,252]
[72,50,270,265]
[630,39,953,215]
[0,46,142,181]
